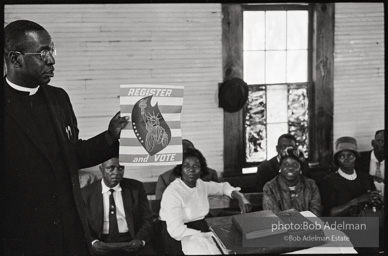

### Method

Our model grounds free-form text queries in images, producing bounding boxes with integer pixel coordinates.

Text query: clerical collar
[6,77,40,96]
[338,168,357,181]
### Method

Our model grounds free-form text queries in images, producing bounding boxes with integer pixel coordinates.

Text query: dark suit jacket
[255,156,280,192]
[1,80,118,254]
[82,178,153,244]
[356,150,373,174]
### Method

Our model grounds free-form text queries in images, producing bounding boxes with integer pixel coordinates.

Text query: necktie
[375,162,382,178]
[108,189,119,242]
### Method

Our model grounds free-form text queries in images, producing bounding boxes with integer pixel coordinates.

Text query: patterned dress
[263,175,322,216]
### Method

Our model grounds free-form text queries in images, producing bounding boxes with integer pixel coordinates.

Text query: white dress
[159,178,239,241]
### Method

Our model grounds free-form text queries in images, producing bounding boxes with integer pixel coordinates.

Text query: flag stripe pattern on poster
[120,84,184,166]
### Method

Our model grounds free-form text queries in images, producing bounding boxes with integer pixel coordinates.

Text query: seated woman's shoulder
[262,177,277,190]
[302,175,319,186]
[322,170,339,180]
[356,170,371,177]
[163,178,188,194]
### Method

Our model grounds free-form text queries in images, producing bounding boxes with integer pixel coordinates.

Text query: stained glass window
[243,9,309,167]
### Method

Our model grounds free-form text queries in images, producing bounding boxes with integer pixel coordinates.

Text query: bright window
[243,8,310,168]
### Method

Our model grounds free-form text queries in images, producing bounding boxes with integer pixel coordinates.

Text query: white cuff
[179,229,201,241]
[223,182,241,197]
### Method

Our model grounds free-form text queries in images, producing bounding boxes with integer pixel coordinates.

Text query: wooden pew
[148,192,263,218]
[208,193,263,210]
[143,181,157,197]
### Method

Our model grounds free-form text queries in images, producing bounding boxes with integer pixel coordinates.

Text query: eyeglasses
[280,145,297,151]
[338,154,356,161]
[12,47,56,63]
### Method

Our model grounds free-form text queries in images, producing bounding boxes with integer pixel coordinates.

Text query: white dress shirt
[92,181,146,246]
[369,151,385,180]
[369,151,385,197]
[159,178,240,241]
[101,180,129,234]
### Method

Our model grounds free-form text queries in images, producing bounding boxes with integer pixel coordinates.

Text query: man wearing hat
[319,136,382,217]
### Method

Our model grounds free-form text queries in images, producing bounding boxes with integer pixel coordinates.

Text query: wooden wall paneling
[309,3,335,168]
[222,4,245,176]
[333,3,384,151]
[306,4,316,167]
[5,4,224,181]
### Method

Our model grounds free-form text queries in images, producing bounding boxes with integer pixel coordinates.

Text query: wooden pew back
[148,192,263,218]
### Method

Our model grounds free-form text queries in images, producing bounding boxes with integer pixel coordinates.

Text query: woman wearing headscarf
[262,147,322,216]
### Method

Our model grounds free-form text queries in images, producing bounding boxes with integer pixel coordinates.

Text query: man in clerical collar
[2,19,129,255]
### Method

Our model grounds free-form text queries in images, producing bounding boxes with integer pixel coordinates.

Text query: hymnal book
[231,210,288,239]
[210,231,231,255]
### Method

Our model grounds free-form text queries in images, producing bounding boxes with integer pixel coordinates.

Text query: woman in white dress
[159,147,251,255]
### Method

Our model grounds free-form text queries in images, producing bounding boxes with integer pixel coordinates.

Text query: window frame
[242,5,312,168]
[222,3,334,177]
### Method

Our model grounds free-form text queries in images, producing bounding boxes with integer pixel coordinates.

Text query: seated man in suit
[82,157,154,255]
[357,129,385,197]
[155,139,219,200]
[256,134,307,192]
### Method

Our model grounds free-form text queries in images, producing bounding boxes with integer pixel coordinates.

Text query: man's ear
[99,165,104,173]
[371,139,375,148]
[7,52,22,68]
[275,145,280,155]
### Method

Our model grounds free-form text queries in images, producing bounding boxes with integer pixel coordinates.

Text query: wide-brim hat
[219,78,249,113]
[333,136,360,165]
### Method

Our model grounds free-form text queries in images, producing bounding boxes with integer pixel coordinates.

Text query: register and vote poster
[119,84,184,166]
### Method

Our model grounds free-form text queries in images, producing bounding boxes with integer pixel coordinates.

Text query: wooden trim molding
[222,4,245,176]
[309,3,335,168]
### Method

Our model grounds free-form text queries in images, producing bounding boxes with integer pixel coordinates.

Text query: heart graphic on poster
[131,95,171,156]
